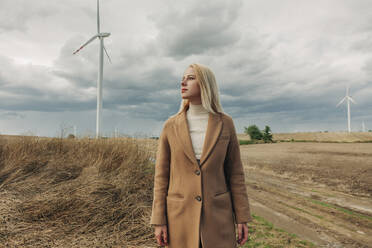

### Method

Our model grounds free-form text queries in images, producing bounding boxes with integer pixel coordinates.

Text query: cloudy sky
[0,0,371,138]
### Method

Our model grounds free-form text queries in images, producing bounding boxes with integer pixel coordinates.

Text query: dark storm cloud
[0,53,97,113]
[0,55,52,99]
[1,98,94,112]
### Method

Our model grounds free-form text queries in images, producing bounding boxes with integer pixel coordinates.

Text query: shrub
[245,125,263,140]
[262,126,273,143]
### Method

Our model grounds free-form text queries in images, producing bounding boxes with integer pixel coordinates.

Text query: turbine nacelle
[72,33,111,56]
[98,32,111,38]
[336,91,356,107]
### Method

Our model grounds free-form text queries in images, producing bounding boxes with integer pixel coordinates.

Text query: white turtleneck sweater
[186,103,209,160]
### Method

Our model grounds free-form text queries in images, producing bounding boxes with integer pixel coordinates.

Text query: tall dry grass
[0,136,156,247]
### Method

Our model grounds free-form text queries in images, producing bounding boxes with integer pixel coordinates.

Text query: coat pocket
[214,190,230,197]
[166,192,185,201]
[212,190,234,218]
[210,190,236,245]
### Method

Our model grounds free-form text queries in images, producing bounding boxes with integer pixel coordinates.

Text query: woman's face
[181,67,201,102]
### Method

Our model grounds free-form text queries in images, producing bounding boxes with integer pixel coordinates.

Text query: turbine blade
[97,0,100,33]
[336,97,346,107]
[72,35,99,55]
[103,45,112,63]
[348,96,356,104]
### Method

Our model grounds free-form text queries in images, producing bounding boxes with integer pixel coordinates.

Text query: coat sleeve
[150,121,171,225]
[224,117,253,224]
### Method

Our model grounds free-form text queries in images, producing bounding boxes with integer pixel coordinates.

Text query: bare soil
[241,142,372,248]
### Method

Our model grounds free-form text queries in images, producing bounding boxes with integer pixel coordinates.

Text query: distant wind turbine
[336,86,356,133]
[114,127,118,138]
[72,0,111,139]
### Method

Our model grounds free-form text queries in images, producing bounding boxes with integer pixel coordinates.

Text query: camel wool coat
[150,107,253,248]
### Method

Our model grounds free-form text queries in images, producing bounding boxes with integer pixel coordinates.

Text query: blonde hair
[170,63,224,118]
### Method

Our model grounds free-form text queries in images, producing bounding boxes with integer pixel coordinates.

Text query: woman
[150,63,253,248]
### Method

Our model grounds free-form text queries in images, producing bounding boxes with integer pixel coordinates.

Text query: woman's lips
[182,89,187,92]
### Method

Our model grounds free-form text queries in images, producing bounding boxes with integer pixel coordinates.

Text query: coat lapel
[174,107,223,167]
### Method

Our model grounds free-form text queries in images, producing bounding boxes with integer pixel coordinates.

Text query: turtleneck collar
[188,102,209,116]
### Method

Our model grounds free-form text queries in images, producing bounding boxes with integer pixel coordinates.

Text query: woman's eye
[182,77,194,81]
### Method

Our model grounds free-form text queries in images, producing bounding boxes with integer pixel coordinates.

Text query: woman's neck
[188,102,208,116]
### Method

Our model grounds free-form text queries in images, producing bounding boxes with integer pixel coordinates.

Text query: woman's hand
[154,224,168,246]
[237,222,249,246]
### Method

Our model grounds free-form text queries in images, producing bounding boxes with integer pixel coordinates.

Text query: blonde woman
[150,63,253,248]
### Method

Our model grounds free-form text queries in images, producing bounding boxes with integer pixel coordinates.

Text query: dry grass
[0,136,156,247]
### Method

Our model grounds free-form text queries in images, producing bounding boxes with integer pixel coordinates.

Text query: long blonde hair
[170,63,224,118]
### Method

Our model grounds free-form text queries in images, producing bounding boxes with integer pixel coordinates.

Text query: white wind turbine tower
[336,86,356,133]
[73,0,112,139]
[114,127,118,138]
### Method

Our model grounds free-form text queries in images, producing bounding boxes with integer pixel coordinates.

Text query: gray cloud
[0,0,59,33]
[0,111,25,120]
[149,0,243,59]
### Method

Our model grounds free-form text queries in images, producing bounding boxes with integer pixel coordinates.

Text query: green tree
[262,125,273,143]
[67,134,75,139]
[245,125,263,140]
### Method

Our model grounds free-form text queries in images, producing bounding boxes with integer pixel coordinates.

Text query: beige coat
[150,107,253,248]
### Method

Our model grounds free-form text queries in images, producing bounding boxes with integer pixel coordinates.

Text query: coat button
[195,170,200,175]
[195,196,202,201]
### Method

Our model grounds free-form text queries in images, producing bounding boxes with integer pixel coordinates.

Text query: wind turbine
[73,0,111,139]
[336,86,356,133]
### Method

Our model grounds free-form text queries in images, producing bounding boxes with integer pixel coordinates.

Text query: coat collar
[174,106,223,167]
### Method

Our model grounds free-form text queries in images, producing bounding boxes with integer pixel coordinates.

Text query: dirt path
[244,167,372,248]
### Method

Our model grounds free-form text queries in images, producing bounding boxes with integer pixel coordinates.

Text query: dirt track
[241,142,372,248]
